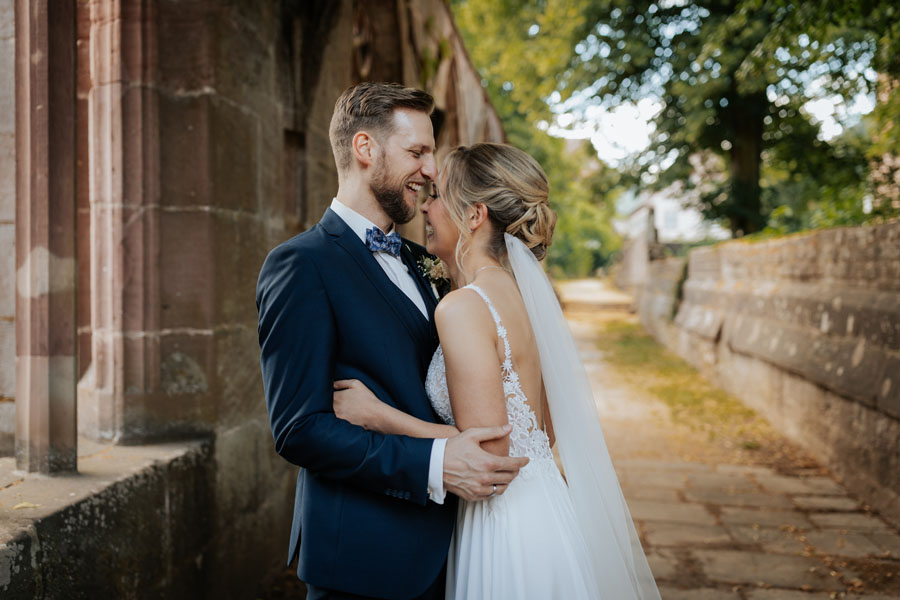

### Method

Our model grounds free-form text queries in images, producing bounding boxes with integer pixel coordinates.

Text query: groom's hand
[443,425,529,502]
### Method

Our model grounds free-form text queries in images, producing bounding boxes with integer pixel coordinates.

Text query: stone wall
[0,0,14,454]
[0,0,503,597]
[635,222,900,527]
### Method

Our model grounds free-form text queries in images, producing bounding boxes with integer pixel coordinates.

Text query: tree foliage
[453,0,900,238]
[452,0,625,277]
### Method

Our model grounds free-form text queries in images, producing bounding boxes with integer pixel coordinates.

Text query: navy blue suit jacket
[256,208,456,599]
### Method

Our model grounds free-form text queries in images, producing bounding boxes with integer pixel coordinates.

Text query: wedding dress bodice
[425,285,553,463]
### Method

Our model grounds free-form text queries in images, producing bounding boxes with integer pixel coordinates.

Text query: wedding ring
[489,484,497,498]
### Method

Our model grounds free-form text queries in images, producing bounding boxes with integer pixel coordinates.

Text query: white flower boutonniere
[417,256,450,298]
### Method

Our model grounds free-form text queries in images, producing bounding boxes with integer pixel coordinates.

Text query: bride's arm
[333,379,459,439]
[436,290,511,458]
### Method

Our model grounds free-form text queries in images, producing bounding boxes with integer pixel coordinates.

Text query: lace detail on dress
[425,344,454,426]
[425,285,553,463]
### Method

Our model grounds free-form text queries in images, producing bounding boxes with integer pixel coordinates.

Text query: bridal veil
[505,233,661,599]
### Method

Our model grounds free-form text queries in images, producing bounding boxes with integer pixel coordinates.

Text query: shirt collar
[330,198,396,245]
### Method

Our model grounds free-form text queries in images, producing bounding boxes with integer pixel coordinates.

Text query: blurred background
[450,0,900,278]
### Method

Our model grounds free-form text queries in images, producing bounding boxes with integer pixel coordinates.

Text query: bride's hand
[333,379,387,432]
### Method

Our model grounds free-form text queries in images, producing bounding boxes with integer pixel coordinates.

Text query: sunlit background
[449,0,900,278]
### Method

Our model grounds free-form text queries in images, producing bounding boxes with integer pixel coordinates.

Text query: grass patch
[596,320,767,445]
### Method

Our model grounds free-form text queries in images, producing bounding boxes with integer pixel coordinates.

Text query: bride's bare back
[435,270,550,457]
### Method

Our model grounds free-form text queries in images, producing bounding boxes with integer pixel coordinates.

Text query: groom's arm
[257,244,434,504]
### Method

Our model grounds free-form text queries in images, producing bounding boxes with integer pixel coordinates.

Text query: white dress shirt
[330,199,447,504]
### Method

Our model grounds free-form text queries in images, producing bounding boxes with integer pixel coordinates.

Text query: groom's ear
[352,131,376,168]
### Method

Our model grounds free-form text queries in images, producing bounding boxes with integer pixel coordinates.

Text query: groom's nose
[421,153,437,181]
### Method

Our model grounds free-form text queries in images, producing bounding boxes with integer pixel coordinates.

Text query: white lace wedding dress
[425,284,603,599]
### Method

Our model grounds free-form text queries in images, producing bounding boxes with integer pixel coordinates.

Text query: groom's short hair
[329,82,434,172]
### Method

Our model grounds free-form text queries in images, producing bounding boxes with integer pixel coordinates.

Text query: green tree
[452,0,624,277]
[453,0,895,236]
[563,1,880,235]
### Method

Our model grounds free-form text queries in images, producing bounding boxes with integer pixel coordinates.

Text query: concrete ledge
[0,438,213,598]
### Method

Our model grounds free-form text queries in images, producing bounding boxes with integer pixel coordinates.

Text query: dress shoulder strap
[464,284,512,364]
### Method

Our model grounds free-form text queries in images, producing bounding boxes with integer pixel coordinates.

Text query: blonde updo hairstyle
[439,143,556,274]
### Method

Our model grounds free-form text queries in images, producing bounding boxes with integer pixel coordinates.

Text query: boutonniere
[417,255,450,298]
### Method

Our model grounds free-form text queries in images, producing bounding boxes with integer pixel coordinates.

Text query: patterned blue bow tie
[365,227,402,257]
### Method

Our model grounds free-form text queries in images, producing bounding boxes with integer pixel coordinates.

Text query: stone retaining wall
[636,222,900,527]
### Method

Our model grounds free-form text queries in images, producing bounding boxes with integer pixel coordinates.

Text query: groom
[257,82,528,600]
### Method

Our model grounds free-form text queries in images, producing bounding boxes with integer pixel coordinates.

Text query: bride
[333,143,660,599]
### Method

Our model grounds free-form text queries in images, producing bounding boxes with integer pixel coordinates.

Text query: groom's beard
[371,158,416,226]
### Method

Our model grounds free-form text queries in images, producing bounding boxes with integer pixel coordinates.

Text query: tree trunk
[727,93,767,236]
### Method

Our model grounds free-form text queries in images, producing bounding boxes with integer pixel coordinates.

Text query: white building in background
[613,186,730,293]
[614,186,731,245]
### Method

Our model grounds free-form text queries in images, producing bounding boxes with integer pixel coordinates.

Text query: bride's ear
[468,203,489,231]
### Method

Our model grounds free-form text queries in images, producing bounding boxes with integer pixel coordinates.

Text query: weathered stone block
[804,529,884,557]
[684,489,794,509]
[0,320,13,400]
[755,474,844,496]
[791,495,861,511]
[727,525,807,554]
[212,2,274,106]
[158,332,214,400]
[878,351,900,419]
[159,94,212,208]
[0,442,214,598]
[625,470,687,489]
[0,133,14,221]
[868,531,900,557]
[158,0,215,91]
[694,549,844,590]
[115,333,216,441]
[728,315,887,406]
[0,224,12,317]
[622,486,680,503]
[0,42,13,135]
[628,501,717,525]
[209,97,260,214]
[661,588,741,599]
[808,512,891,531]
[644,522,731,546]
[686,471,760,491]
[719,507,812,529]
[212,212,267,327]
[212,418,282,526]
[716,464,775,476]
[745,590,834,600]
[159,210,214,330]
[0,0,13,41]
[213,325,264,428]
[645,549,679,580]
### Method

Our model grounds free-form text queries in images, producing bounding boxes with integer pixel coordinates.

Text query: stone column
[80,0,219,442]
[79,0,162,441]
[14,0,78,472]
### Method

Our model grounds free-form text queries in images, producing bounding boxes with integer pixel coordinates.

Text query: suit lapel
[400,244,439,343]
[322,210,431,349]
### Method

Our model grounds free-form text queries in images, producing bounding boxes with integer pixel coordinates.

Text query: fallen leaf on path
[13,501,41,510]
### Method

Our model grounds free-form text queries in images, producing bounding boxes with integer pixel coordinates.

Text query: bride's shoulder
[434,287,492,329]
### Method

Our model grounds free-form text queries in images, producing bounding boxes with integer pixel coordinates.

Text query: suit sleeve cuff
[427,438,447,504]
